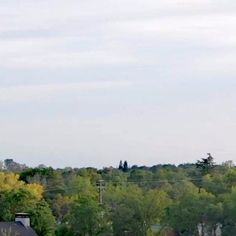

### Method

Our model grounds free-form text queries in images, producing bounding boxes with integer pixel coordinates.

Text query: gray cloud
[0,0,236,167]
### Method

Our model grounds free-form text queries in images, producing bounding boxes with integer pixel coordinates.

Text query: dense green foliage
[2,156,236,235]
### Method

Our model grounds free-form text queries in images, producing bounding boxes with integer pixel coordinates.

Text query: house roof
[0,222,38,236]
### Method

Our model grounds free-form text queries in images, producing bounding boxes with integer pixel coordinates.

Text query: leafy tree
[52,194,72,223]
[0,188,36,221]
[201,174,227,195]
[165,185,220,236]
[220,187,236,235]
[101,168,128,186]
[0,172,55,236]
[0,188,55,236]
[69,197,109,236]
[29,200,56,236]
[105,185,170,236]
[66,175,98,200]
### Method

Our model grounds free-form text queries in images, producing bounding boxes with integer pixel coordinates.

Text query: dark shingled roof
[0,222,38,236]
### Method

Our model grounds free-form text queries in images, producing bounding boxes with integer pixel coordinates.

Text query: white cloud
[111,14,236,47]
[0,80,134,103]
[0,0,236,69]
[0,49,138,69]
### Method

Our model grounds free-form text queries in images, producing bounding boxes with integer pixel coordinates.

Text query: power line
[42,177,204,192]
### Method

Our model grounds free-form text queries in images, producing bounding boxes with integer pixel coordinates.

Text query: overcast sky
[0,0,236,168]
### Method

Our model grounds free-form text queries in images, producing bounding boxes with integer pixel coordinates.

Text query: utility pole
[97,180,105,204]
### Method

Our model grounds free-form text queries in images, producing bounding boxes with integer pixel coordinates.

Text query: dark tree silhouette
[196,153,215,174]
[123,161,128,172]
[196,153,215,193]
[118,161,123,170]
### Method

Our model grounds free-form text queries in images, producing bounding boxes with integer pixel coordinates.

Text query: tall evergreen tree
[196,153,215,175]
[123,161,128,172]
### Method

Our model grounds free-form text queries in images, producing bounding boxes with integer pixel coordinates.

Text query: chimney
[15,213,30,227]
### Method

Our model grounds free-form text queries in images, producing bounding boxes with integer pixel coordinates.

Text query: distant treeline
[0,155,236,236]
